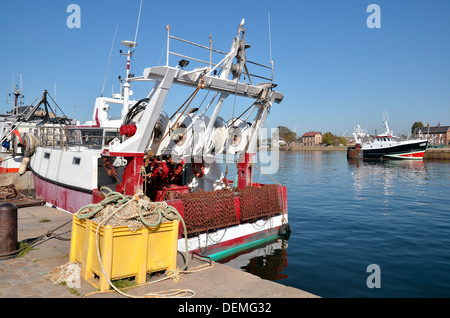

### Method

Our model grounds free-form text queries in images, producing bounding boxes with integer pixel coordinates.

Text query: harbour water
[219,150,450,298]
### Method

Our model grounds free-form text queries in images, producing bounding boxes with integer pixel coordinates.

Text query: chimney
[438,122,440,127]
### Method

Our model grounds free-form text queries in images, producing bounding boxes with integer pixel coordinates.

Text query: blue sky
[1,0,449,136]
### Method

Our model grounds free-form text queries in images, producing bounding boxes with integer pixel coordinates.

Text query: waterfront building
[414,123,450,146]
[302,131,322,147]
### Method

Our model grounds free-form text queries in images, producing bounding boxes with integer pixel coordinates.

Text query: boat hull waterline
[347,140,428,160]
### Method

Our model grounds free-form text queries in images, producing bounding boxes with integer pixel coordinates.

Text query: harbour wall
[276,146,450,159]
[0,171,34,191]
[423,148,450,160]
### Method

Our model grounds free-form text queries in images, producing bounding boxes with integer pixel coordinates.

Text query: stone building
[301,131,322,147]
[415,123,450,146]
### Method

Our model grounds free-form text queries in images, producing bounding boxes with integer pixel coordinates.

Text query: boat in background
[1,82,71,191]
[347,118,428,160]
[29,20,290,259]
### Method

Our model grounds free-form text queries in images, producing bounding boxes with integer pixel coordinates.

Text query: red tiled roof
[302,132,321,137]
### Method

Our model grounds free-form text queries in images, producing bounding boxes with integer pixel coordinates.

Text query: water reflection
[218,238,289,281]
[348,159,427,199]
[218,152,450,297]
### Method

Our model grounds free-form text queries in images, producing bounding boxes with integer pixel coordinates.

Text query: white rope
[92,195,197,298]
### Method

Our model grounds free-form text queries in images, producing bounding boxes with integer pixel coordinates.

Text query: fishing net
[46,262,81,288]
[180,189,238,235]
[237,184,284,221]
[76,189,178,232]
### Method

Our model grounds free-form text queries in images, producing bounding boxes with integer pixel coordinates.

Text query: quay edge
[0,204,319,299]
[423,148,450,160]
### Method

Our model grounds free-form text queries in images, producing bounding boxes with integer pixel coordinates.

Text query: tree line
[276,126,347,146]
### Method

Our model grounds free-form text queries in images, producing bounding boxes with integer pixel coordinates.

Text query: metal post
[166,24,171,66]
[209,34,212,71]
[126,47,131,79]
[0,203,18,255]
[270,60,274,83]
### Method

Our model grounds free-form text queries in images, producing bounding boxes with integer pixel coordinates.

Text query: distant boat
[1,87,72,174]
[347,119,428,160]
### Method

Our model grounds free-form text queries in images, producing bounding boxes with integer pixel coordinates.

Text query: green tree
[322,132,334,146]
[277,126,297,143]
[411,121,424,134]
[339,137,347,146]
[322,132,347,146]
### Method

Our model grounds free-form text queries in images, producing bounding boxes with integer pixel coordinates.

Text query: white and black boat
[347,119,428,160]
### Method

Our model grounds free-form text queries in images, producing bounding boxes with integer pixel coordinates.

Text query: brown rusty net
[237,184,283,221]
[180,189,238,235]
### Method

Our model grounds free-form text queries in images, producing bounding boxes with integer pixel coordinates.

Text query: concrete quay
[0,203,319,299]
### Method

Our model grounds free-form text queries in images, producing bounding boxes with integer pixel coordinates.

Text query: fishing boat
[28,20,290,260]
[1,82,29,174]
[347,119,428,160]
[1,82,70,189]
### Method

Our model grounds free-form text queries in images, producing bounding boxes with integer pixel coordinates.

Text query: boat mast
[11,74,24,116]
[382,111,391,136]
[120,40,137,117]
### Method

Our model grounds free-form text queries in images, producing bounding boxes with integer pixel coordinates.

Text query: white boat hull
[30,147,99,213]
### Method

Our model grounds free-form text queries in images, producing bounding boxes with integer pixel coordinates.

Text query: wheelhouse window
[104,130,121,145]
[65,127,120,148]
[66,129,81,146]
[72,157,81,165]
[81,129,103,148]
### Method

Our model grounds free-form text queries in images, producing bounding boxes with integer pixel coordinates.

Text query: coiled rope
[76,187,131,220]
[76,187,203,298]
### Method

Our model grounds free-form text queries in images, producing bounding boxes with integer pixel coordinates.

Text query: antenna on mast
[120,0,143,81]
[268,11,273,63]
[10,74,24,115]
[133,0,143,50]
[118,0,142,117]
[101,24,118,97]
[268,11,274,82]
[383,110,391,135]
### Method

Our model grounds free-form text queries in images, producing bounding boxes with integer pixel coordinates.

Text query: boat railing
[38,126,120,151]
[165,24,274,84]
[38,126,68,149]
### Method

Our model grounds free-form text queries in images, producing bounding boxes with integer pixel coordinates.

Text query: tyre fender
[278,223,291,240]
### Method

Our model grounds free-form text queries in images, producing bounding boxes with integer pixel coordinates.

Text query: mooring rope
[75,187,207,298]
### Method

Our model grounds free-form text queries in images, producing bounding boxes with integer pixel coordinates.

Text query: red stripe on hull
[0,167,30,173]
[0,167,19,173]
[398,151,425,158]
[33,175,92,213]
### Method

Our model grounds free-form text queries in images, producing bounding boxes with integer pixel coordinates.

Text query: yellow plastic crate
[69,215,179,291]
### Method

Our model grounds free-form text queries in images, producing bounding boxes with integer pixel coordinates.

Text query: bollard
[0,203,18,254]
